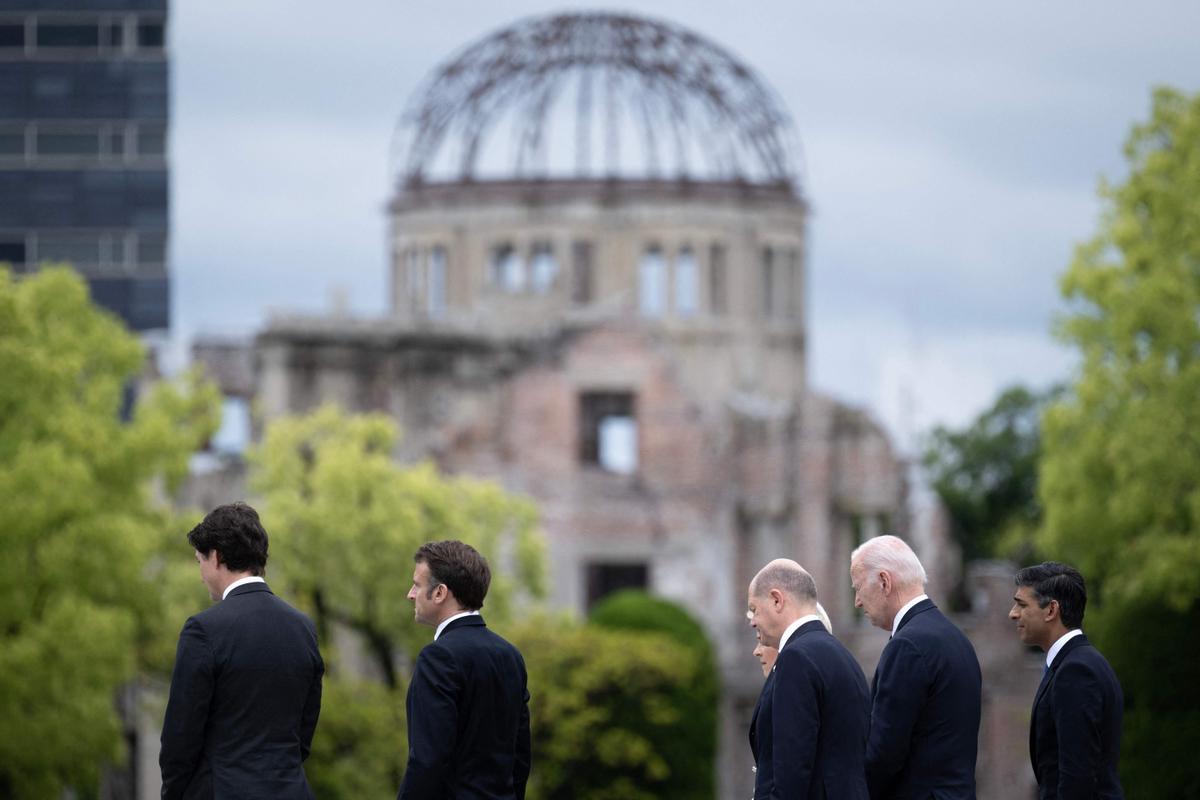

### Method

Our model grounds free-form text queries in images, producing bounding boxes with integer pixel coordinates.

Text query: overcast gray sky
[170,0,1200,449]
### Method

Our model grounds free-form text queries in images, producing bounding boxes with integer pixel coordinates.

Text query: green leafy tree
[511,616,701,800]
[589,590,718,800]
[248,404,547,796]
[922,384,1059,562]
[0,267,220,798]
[1039,86,1200,797]
[304,677,408,800]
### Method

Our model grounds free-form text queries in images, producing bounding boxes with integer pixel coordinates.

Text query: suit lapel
[894,598,935,634]
[1030,633,1090,770]
[871,601,933,699]
[783,619,826,652]
[1033,634,1088,711]
[441,614,486,636]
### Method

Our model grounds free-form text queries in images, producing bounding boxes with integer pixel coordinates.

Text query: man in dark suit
[747,558,870,800]
[160,502,324,800]
[398,540,531,800]
[850,535,981,799]
[1010,562,1124,800]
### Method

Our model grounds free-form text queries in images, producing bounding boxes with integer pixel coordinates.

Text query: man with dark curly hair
[398,540,531,800]
[160,502,324,800]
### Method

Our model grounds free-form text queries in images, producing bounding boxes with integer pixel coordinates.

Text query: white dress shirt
[777,613,824,653]
[1045,628,1084,668]
[891,593,930,637]
[435,610,481,641]
[222,575,266,600]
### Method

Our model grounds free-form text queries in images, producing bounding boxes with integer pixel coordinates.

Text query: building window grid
[0,121,164,165]
[0,14,165,57]
[24,229,164,273]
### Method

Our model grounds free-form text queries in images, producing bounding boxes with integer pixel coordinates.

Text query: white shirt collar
[778,614,823,652]
[222,575,266,600]
[1046,628,1084,668]
[434,610,480,641]
[891,594,930,637]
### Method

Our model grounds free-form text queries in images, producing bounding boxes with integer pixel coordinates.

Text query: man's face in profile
[747,589,781,648]
[407,561,440,626]
[850,561,888,630]
[1009,585,1052,650]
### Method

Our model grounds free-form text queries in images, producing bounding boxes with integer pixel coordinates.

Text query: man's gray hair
[851,535,927,589]
[751,559,818,603]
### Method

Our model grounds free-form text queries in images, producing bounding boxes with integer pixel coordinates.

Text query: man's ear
[769,588,784,610]
[878,570,892,595]
[1044,598,1060,623]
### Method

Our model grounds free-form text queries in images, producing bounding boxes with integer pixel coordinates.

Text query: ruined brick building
[193,12,1039,798]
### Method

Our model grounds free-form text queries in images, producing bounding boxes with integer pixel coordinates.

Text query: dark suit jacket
[749,669,775,772]
[1030,633,1124,800]
[866,599,981,800]
[398,615,531,800]
[753,619,870,800]
[160,582,324,800]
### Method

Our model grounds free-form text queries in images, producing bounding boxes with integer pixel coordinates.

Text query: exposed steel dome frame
[394,12,802,189]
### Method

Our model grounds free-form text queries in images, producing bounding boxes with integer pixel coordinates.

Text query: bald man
[851,535,982,800]
[747,558,870,800]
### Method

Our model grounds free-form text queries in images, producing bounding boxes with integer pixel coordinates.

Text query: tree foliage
[304,677,408,800]
[511,617,702,800]
[1042,87,1200,607]
[0,267,220,798]
[1039,86,1200,796]
[589,590,718,800]
[922,385,1059,562]
[248,404,547,791]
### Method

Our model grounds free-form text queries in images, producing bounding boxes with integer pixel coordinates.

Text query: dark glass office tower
[0,0,169,331]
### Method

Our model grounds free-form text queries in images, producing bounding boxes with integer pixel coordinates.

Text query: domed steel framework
[394,12,801,187]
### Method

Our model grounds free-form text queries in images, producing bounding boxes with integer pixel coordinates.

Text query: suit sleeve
[866,637,930,797]
[299,633,324,761]
[397,644,462,800]
[1053,661,1103,800]
[514,676,531,800]
[771,648,821,798]
[159,617,213,800]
